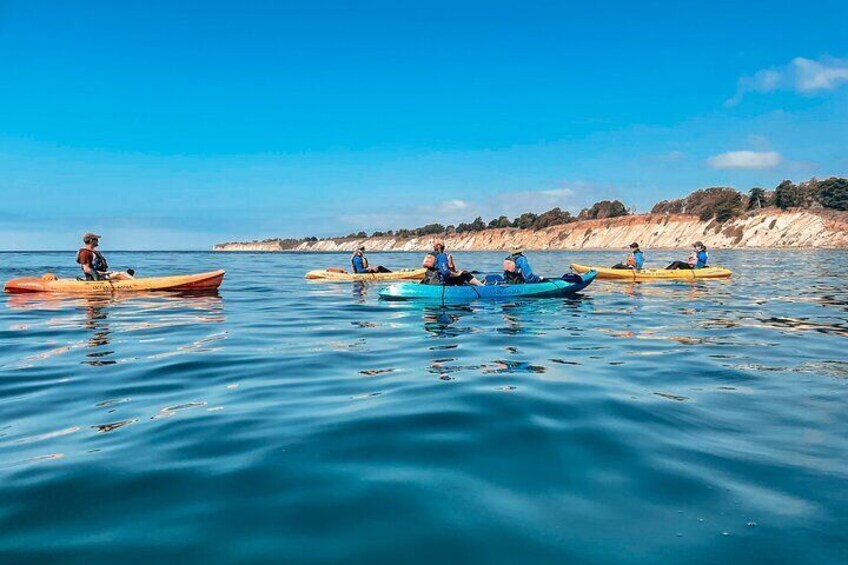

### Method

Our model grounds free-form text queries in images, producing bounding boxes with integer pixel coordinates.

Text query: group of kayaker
[610,241,710,271]
[73,232,709,286]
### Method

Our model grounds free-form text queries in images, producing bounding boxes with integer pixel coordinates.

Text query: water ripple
[0,250,847,563]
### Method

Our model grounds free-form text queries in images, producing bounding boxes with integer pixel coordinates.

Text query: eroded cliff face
[213,209,848,252]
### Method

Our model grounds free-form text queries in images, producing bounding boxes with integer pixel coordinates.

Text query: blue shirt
[695,250,708,268]
[352,255,366,273]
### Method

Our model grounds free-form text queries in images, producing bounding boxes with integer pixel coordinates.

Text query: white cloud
[793,57,848,91]
[435,199,470,213]
[726,55,848,106]
[707,150,782,170]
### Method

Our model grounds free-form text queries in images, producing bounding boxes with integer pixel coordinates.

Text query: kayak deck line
[379,271,597,304]
[570,264,732,281]
[3,270,226,294]
[304,268,426,282]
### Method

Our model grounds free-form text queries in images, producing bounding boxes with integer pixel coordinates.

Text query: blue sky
[1,0,846,249]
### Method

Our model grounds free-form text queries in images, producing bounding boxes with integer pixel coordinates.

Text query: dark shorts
[444,272,474,286]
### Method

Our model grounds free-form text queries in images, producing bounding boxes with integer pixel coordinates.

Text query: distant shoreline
[214,209,848,252]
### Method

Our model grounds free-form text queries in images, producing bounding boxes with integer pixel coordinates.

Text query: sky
[0,0,847,250]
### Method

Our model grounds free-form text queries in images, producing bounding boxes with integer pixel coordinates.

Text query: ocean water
[1,250,847,564]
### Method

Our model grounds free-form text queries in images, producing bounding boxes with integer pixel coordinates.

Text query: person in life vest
[502,244,542,283]
[421,240,483,286]
[612,242,645,270]
[350,246,391,274]
[666,241,709,270]
[76,232,109,280]
[75,233,135,281]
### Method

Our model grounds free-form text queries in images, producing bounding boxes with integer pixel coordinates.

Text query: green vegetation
[577,200,628,220]
[818,177,848,211]
[651,176,847,221]
[229,175,846,247]
[366,201,626,239]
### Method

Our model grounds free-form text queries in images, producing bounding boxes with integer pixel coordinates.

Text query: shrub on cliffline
[578,200,629,220]
[651,198,685,214]
[818,177,848,211]
[533,207,575,229]
[685,188,745,222]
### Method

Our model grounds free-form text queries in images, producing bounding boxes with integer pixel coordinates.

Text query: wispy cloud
[726,55,848,106]
[342,184,596,234]
[707,150,782,170]
[434,199,470,213]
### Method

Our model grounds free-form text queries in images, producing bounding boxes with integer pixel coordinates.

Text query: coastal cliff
[213,209,848,252]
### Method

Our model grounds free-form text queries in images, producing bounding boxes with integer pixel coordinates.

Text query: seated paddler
[76,232,110,281]
[421,240,483,286]
[612,242,645,270]
[666,241,708,270]
[502,244,542,283]
[351,246,390,274]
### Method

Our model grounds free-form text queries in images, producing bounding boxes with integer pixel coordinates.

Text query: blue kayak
[379,271,596,303]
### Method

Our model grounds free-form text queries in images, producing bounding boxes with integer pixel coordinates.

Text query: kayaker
[666,241,709,270]
[612,242,645,270]
[351,246,390,274]
[503,244,542,283]
[76,232,109,280]
[421,241,483,286]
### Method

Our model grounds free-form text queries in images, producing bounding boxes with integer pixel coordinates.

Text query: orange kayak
[4,270,225,294]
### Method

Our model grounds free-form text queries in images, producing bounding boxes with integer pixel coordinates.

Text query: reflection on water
[421,305,474,337]
[83,299,114,365]
[1,250,848,564]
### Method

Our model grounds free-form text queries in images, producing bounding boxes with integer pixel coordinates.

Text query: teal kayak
[379,271,596,303]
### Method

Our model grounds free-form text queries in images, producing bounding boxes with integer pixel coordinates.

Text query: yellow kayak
[305,268,426,282]
[571,263,732,281]
[4,270,225,294]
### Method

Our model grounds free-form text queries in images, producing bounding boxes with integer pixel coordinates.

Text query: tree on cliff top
[685,187,744,222]
[774,180,802,209]
[651,198,685,214]
[488,215,511,229]
[533,207,574,229]
[511,212,538,229]
[578,200,628,221]
[747,187,767,210]
[456,216,486,233]
[818,177,848,211]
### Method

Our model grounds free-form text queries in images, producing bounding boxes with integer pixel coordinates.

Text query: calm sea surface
[1,250,847,564]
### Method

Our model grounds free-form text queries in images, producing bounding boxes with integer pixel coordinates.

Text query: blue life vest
[633,250,644,270]
[351,254,367,273]
[695,250,708,268]
[505,253,541,283]
[435,252,451,279]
